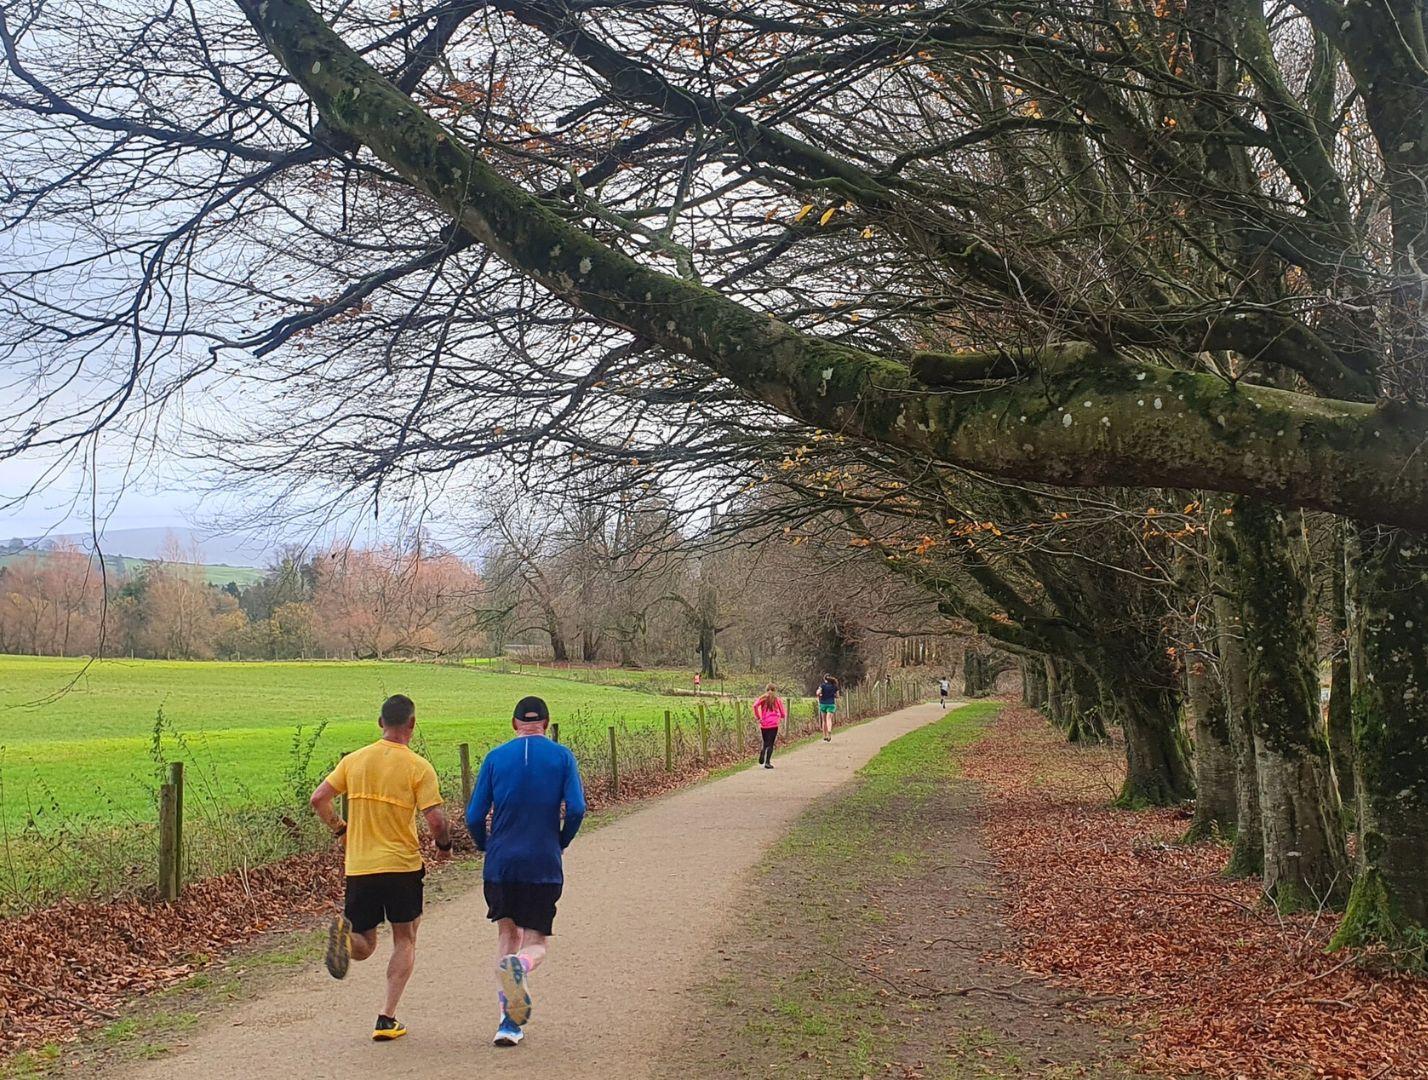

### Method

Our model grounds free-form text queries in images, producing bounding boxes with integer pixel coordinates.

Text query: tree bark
[1327,533,1355,806]
[1185,649,1238,841]
[1214,584,1263,879]
[1225,497,1348,909]
[547,620,569,663]
[1021,657,1049,709]
[1060,662,1110,744]
[233,0,1428,531]
[962,648,987,698]
[1044,656,1067,729]
[1331,528,1428,963]
[1104,677,1195,807]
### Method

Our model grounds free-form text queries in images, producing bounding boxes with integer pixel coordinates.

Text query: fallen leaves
[0,847,345,1054]
[964,706,1428,1079]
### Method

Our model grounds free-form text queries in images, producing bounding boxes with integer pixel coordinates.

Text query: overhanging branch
[235,0,1428,530]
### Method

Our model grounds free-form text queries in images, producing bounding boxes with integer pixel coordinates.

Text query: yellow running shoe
[372,1015,407,1041]
[324,914,351,980]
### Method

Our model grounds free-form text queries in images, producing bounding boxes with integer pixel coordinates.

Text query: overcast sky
[0,447,192,538]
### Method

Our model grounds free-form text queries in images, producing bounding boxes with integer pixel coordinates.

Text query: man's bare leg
[351,929,378,963]
[496,917,524,965]
[516,928,548,974]
[496,918,546,1027]
[496,920,549,978]
[382,919,420,1018]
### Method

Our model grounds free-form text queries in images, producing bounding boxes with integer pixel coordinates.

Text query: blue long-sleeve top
[466,734,586,884]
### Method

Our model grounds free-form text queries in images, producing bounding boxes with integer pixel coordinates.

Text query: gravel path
[110,702,948,1080]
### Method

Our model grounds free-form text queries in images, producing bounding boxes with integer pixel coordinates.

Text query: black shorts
[484,881,563,936]
[344,869,425,933]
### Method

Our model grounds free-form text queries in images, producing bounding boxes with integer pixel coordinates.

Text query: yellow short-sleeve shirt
[326,740,443,876]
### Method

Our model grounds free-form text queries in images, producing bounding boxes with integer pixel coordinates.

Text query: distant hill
[0,550,265,588]
[0,526,267,567]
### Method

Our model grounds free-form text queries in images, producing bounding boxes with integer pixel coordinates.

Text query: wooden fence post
[608,726,619,796]
[338,750,350,823]
[158,781,178,902]
[169,761,184,898]
[698,703,709,765]
[459,743,474,806]
[551,722,561,744]
[664,710,673,771]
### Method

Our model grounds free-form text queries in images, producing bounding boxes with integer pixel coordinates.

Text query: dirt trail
[109,702,952,1080]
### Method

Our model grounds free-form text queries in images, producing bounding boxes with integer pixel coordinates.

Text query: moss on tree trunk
[1103,678,1194,807]
[1328,532,1355,807]
[1331,529,1428,965]
[1021,657,1049,709]
[1223,498,1348,909]
[1213,554,1263,878]
[1185,648,1238,842]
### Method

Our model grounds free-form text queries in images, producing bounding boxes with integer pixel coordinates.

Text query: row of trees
[0,517,958,680]
[0,541,486,660]
[3,0,1426,963]
[472,485,963,683]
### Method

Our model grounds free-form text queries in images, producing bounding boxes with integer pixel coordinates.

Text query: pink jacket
[753,696,787,730]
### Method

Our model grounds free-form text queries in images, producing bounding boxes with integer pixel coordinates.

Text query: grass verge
[664,701,1139,1080]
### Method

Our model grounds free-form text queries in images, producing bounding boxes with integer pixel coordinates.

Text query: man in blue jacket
[466,695,586,1048]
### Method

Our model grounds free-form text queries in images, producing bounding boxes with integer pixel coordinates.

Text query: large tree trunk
[1214,588,1263,878]
[1057,661,1109,744]
[1107,678,1195,807]
[1185,647,1237,842]
[1021,657,1049,709]
[962,648,988,697]
[1331,529,1428,960]
[1069,668,1110,745]
[697,624,717,679]
[1044,656,1067,729]
[1228,498,1348,909]
[963,647,1014,698]
[1327,535,1355,806]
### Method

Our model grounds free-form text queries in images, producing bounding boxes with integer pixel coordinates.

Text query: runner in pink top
[753,685,786,769]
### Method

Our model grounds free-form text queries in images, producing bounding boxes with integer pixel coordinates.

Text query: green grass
[678,702,1001,1079]
[0,655,742,827]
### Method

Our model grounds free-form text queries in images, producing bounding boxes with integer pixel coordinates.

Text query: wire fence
[0,678,925,917]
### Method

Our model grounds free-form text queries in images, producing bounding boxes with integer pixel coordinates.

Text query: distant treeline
[0,538,485,660]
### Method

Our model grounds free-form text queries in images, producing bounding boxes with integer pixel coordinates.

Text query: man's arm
[559,754,587,849]
[310,779,347,840]
[415,762,451,858]
[423,804,453,859]
[466,757,493,851]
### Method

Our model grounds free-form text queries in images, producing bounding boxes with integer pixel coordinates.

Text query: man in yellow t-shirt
[309,694,451,1042]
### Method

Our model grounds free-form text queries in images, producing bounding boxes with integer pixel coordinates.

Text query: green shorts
[819,703,837,714]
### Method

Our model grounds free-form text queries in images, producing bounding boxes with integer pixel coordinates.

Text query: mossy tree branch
[237,0,1428,529]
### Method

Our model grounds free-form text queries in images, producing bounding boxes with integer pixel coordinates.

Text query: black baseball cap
[513,696,550,722]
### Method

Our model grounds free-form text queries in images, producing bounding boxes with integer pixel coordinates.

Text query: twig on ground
[5,978,119,1021]
[1260,955,1355,1000]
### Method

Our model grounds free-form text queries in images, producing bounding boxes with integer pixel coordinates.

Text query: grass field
[0,655,722,828]
[0,554,264,587]
[474,659,796,698]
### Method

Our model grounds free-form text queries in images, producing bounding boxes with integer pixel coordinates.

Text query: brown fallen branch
[1260,955,1357,1000]
[5,979,119,1021]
